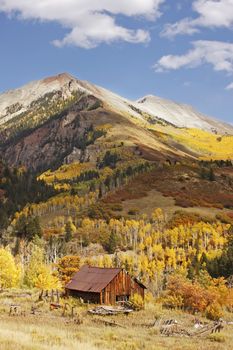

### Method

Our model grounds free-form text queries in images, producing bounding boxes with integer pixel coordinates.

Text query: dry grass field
[0,291,233,350]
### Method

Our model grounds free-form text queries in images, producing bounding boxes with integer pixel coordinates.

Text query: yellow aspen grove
[0,248,21,288]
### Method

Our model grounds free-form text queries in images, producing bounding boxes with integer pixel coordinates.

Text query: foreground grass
[0,293,232,350]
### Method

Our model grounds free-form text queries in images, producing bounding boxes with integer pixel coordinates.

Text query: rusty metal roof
[66,265,122,293]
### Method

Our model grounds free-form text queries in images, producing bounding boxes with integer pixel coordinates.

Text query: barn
[65,265,146,305]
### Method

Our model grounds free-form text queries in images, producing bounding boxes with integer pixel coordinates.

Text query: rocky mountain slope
[1,73,232,133]
[0,73,232,171]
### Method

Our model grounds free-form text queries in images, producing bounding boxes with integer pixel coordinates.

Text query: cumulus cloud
[161,0,233,38]
[154,40,233,73]
[226,82,233,90]
[0,0,164,48]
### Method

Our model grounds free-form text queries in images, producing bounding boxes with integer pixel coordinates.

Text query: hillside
[0,73,231,230]
[0,73,232,173]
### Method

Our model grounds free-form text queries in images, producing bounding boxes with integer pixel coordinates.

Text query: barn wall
[102,271,145,305]
[103,270,131,305]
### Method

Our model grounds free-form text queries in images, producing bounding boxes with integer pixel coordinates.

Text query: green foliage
[106,231,118,254]
[98,150,121,169]
[200,166,215,181]
[24,246,45,288]
[14,214,42,241]
[65,218,76,242]
[0,91,81,147]
[0,163,57,230]
[127,208,139,216]
[207,228,233,278]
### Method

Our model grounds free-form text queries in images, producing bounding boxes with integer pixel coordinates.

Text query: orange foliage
[163,274,229,317]
[56,255,80,286]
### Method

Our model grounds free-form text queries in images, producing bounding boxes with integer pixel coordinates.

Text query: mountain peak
[42,72,75,85]
[0,72,85,126]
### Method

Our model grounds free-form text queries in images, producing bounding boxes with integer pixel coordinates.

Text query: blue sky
[0,0,232,124]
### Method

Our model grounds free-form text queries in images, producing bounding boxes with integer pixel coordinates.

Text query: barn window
[116,295,129,302]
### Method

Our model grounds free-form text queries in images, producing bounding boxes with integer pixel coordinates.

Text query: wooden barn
[66,265,146,305]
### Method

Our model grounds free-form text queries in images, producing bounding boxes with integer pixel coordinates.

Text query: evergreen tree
[207,227,233,278]
[14,215,42,241]
[65,221,73,242]
[107,231,118,254]
[208,168,215,181]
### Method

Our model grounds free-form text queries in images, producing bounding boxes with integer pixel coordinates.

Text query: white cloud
[162,0,233,38]
[0,0,164,48]
[154,40,233,73]
[226,82,233,90]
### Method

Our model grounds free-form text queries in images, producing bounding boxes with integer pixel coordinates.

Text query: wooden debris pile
[191,320,224,336]
[88,305,133,316]
[158,318,225,337]
[9,304,26,317]
[160,319,191,337]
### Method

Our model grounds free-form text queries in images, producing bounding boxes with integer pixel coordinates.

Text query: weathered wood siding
[102,270,145,305]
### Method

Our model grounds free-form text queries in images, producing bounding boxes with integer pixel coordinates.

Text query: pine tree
[107,231,118,254]
[65,221,72,242]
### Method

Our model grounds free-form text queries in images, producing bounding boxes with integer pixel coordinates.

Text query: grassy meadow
[0,290,232,350]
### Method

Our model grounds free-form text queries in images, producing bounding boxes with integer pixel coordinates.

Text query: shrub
[216,213,233,224]
[163,274,226,315]
[162,294,183,309]
[130,293,144,310]
[110,203,123,212]
[205,302,223,320]
[128,208,139,216]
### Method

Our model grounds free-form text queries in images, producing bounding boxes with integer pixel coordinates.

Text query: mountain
[0,73,232,172]
[0,73,232,241]
[137,95,232,134]
[1,73,233,134]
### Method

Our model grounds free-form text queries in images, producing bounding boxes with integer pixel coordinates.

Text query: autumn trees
[0,248,21,289]
[56,255,80,286]
[206,227,233,278]
[161,273,231,320]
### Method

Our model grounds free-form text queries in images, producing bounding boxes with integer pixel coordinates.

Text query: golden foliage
[169,128,233,160]
[0,247,21,288]
[38,162,92,184]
